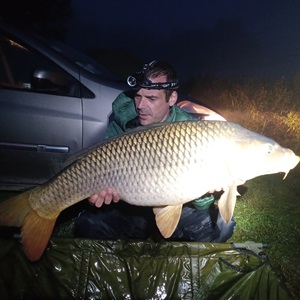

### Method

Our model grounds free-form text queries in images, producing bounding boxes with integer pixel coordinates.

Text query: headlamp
[127,61,179,90]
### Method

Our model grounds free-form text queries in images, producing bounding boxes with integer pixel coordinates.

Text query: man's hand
[89,188,120,208]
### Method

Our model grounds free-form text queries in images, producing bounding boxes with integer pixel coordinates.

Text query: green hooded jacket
[104,91,197,139]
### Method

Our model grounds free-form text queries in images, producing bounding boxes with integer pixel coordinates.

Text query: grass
[184,75,300,152]
[229,173,300,298]
[185,75,300,298]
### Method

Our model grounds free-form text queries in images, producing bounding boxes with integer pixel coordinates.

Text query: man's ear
[169,91,178,107]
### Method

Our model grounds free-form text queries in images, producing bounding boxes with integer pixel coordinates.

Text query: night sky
[67,0,300,81]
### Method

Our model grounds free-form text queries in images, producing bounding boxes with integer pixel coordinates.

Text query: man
[75,60,235,242]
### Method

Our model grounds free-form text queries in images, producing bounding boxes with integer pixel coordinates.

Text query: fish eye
[267,144,274,154]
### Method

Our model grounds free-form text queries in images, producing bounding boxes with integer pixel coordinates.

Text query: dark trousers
[75,202,236,242]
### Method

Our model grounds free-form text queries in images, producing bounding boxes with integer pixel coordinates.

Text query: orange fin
[0,190,57,261]
[0,190,33,227]
[153,204,182,238]
[218,184,237,224]
[22,209,56,261]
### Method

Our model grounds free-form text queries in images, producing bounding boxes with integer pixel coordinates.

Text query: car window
[0,33,81,97]
[49,41,120,81]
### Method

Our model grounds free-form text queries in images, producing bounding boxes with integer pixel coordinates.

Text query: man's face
[134,75,177,126]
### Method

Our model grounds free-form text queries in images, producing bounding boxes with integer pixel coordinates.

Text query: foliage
[186,74,300,153]
[280,111,300,139]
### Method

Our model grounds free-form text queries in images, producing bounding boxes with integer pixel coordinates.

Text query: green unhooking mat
[0,238,292,299]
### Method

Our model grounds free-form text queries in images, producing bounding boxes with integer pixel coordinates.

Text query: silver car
[0,21,125,190]
[0,22,225,191]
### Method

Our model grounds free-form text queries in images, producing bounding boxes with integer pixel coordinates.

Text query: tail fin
[0,190,56,261]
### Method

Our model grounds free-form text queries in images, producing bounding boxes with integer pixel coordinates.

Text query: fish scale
[24,120,299,209]
[0,120,299,261]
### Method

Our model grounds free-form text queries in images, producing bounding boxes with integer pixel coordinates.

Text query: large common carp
[0,120,299,261]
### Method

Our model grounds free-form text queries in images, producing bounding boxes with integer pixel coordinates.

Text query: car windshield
[49,41,120,81]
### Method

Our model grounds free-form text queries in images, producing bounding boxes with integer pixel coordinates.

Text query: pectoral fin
[153,204,182,238]
[218,183,237,224]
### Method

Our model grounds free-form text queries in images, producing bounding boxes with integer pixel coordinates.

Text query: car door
[0,30,83,189]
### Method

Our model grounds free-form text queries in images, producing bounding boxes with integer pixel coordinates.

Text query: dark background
[67,0,300,81]
[2,0,300,82]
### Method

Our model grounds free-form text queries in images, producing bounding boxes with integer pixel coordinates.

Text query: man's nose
[136,97,147,109]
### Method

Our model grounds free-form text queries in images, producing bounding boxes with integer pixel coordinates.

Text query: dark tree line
[0,0,73,40]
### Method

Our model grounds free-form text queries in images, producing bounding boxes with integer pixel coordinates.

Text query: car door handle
[0,142,69,153]
[36,145,69,153]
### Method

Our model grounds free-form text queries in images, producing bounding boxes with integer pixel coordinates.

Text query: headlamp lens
[127,76,137,87]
